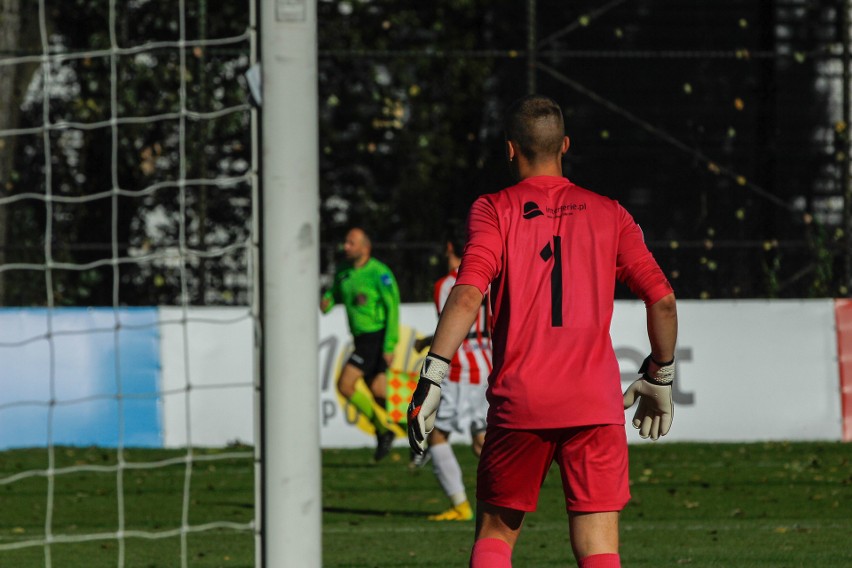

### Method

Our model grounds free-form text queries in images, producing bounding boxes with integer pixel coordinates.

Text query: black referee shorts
[347,329,388,382]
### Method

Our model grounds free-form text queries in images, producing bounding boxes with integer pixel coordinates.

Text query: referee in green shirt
[321,227,401,461]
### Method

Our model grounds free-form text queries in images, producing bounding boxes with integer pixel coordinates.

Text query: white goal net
[0,0,262,566]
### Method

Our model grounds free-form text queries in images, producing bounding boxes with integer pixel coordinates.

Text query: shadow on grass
[323,506,431,518]
[206,501,254,509]
[322,462,386,470]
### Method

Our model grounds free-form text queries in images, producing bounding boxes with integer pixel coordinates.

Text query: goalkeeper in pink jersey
[408,95,678,568]
[413,225,491,522]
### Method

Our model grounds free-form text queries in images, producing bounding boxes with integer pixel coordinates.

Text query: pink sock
[470,538,512,568]
[578,553,621,568]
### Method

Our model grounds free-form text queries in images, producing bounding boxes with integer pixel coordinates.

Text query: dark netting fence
[318,0,852,302]
[1,0,847,306]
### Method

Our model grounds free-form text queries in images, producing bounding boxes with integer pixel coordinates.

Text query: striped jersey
[434,269,492,384]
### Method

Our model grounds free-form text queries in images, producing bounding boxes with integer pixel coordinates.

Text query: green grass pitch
[0,442,850,567]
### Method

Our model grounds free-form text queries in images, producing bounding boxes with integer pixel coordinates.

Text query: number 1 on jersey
[539,236,563,327]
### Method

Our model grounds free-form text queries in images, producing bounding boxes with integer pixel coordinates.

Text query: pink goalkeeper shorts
[476,423,630,513]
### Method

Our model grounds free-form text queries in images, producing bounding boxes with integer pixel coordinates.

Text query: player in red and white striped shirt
[415,229,492,522]
[433,258,492,388]
[408,95,678,568]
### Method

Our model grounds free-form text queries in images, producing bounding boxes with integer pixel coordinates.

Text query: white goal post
[259,0,322,566]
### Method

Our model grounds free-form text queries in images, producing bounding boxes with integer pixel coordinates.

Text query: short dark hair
[503,95,565,163]
[445,219,466,257]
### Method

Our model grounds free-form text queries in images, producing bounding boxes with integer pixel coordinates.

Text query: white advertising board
[316,299,843,446]
[157,300,843,448]
[159,307,256,448]
[317,304,440,449]
[613,299,841,442]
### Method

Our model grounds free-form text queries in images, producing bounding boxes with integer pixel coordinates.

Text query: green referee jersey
[321,257,400,354]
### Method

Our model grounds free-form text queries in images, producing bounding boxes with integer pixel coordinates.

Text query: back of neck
[517,158,563,181]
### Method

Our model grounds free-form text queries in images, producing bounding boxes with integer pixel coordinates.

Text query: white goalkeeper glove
[622,354,675,441]
[407,353,449,456]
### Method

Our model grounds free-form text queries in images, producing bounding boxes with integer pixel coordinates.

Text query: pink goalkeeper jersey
[455,175,673,429]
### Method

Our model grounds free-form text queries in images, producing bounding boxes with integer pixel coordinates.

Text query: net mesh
[0,0,259,566]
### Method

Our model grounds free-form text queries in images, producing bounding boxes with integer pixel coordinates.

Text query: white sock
[430,442,466,506]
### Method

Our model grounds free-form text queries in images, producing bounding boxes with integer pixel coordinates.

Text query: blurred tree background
[0,0,253,306]
[317,0,851,301]
[0,0,850,305]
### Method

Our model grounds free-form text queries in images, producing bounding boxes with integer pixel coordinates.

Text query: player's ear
[561,136,570,155]
[506,140,516,162]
